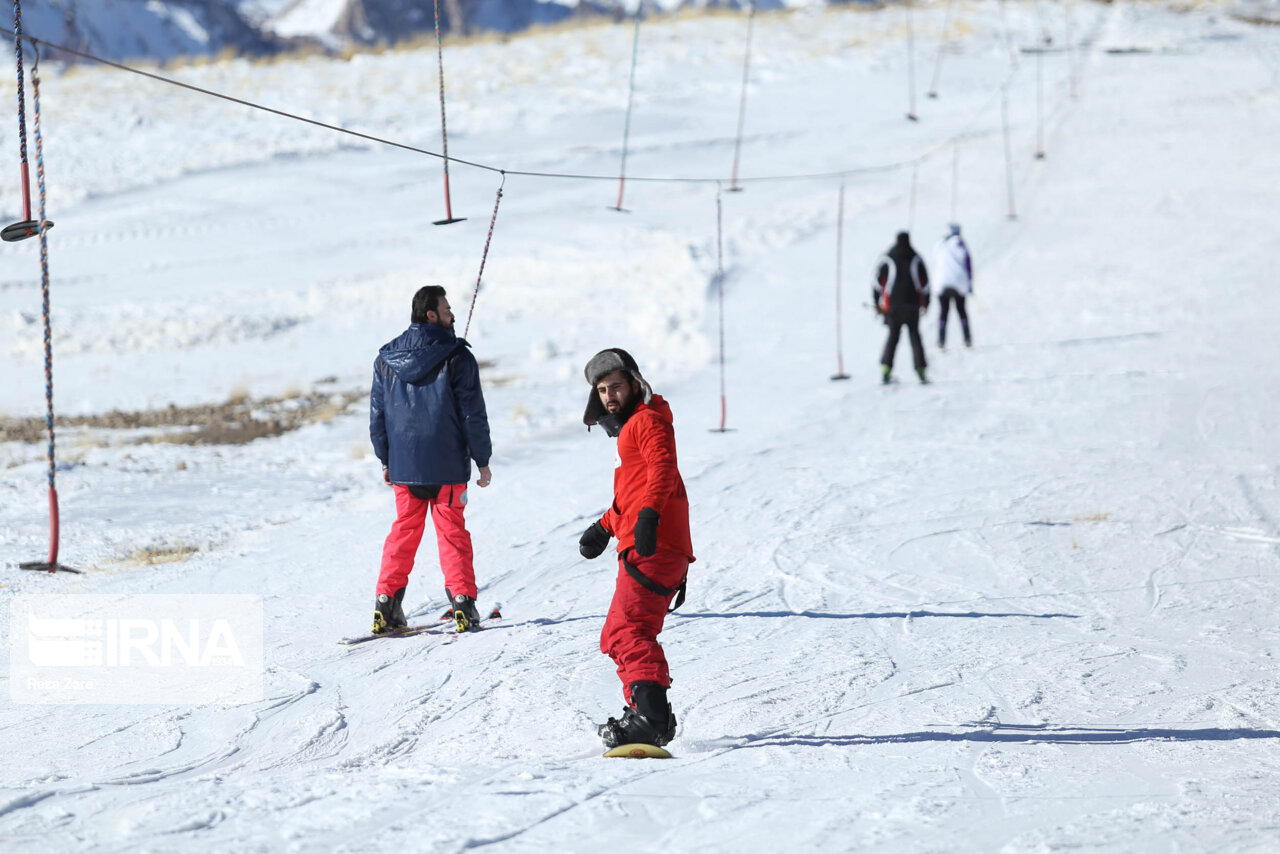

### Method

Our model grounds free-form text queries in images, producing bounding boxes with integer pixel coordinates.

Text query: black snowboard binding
[372,587,408,635]
[598,681,677,748]
[452,593,483,633]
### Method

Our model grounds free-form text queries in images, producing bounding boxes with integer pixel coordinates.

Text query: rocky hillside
[21,0,781,62]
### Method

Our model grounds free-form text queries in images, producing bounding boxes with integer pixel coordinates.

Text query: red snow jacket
[599,395,694,563]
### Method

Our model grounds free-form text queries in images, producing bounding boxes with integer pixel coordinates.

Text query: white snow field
[3,1,1280,850]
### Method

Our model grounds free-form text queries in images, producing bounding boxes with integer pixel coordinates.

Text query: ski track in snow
[2,1,1280,851]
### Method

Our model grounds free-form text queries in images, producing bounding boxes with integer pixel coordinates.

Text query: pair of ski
[339,605,502,646]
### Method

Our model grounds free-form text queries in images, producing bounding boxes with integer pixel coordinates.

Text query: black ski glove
[633,507,660,558]
[579,521,611,559]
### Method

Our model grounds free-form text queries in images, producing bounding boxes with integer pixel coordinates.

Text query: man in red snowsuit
[577,348,694,749]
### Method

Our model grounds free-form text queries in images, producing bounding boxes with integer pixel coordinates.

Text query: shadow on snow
[677,610,1080,621]
[727,724,1280,749]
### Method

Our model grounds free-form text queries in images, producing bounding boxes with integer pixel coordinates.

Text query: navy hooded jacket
[370,323,492,486]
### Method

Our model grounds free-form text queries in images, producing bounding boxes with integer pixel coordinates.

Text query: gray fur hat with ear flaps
[582,348,653,428]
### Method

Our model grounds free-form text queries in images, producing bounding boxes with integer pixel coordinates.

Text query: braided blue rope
[463,173,505,339]
[12,0,27,170]
[31,41,53,490]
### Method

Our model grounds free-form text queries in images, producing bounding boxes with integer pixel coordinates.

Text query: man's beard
[598,390,640,437]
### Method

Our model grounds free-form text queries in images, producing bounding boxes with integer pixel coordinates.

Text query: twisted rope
[462,173,505,339]
[715,184,727,430]
[32,40,53,490]
[613,10,642,210]
[11,0,29,220]
[833,182,847,379]
[729,3,755,190]
[434,0,457,221]
[906,1,918,120]
[927,0,956,98]
[12,0,24,161]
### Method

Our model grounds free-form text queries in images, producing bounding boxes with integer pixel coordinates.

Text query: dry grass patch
[120,542,200,566]
[0,387,367,447]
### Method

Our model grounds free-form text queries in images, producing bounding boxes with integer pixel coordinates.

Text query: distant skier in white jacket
[933,223,973,349]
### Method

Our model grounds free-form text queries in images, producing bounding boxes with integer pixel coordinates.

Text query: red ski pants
[377,484,475,600]
[600,548,689,702]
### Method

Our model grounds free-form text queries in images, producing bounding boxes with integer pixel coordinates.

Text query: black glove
[633,507,659,558]
[579,521,611,559]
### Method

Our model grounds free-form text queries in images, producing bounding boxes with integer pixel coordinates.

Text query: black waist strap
[621,550,687,613]
[407,484,442,501]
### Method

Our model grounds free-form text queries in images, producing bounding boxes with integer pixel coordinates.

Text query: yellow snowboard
[603,743,672,759]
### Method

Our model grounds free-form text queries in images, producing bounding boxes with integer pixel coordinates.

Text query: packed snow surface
[2,1,1279,850]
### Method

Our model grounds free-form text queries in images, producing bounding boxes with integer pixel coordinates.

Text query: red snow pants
[600,548,689,702]
[377,484,475,600]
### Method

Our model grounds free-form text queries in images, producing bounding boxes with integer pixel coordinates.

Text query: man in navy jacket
[370,286,493,634]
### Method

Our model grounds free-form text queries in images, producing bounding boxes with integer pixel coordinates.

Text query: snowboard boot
[391,587,408,628]
[881,364,892,385]
[451,594,483,633]
[598,681,677,748]
[372,586,408,635]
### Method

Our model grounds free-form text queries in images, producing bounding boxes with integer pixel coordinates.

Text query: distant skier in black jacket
[872,231,930,384]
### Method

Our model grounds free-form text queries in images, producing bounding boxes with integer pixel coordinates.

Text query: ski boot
[440,588,458,621]
[451,594,483,633]
[881,364,892,385]
[598,682,677,748]
[916,366,929,384]
[372,586,408,635]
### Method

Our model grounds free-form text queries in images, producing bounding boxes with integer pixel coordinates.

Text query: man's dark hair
[411,286,447,324]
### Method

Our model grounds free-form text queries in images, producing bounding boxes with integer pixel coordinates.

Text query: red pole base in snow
[18,561,79,573]
[709,396,736,432]
[19,488,80,573]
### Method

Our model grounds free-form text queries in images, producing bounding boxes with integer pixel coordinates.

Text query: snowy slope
[2,1,1280,850]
